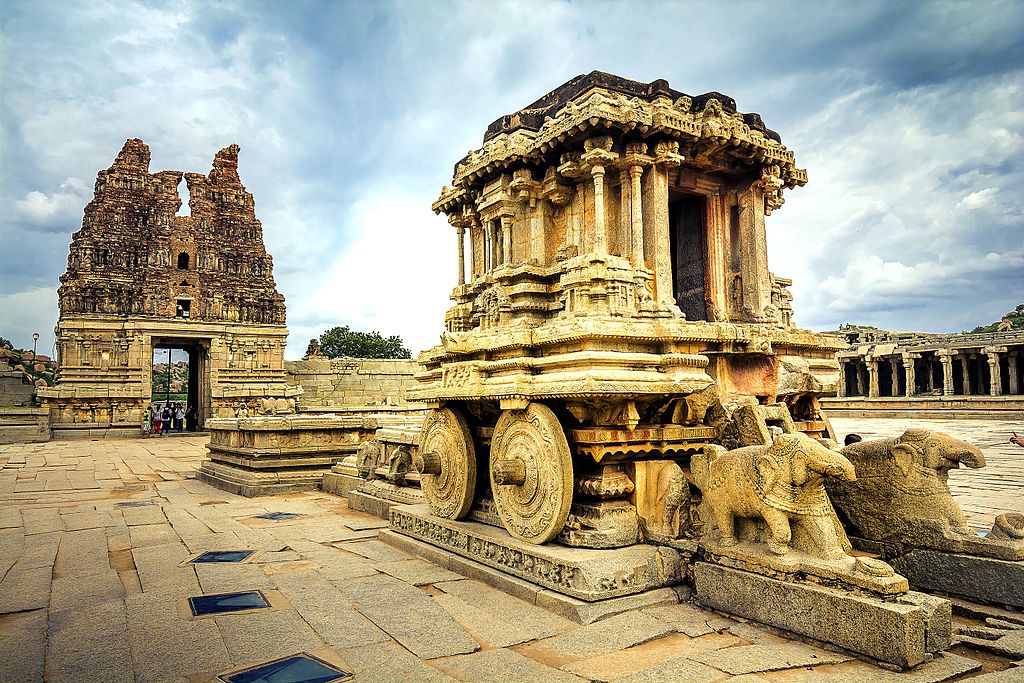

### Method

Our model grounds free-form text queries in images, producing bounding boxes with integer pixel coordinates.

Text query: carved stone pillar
[645,142,681,307]
[867,359,880,398]
[469,222,479,280]
[629,165,645,266]
[1009,353,1020,395]
[937,350,954,396]
[836,361,847,398]
[530,200,546,263]
[704,192,728,321]
[984,346,1006,396]
[961,353,972,395]
[591,165,607,256]
[856,363,867,396]
[890,359,900,397]
[902,353,918,397]
[737,185,772,319]
[501,216,512,267]
[455,223,466,286]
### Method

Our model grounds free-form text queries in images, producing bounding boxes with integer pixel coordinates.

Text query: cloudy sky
[2,0,1022,359]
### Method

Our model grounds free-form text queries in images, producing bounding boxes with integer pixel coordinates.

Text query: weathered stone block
[891,550,1024,608]
[693,562,947,667]
[389,504,680,601]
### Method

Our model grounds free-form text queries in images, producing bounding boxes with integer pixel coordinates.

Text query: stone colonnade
[837,337,1024,398]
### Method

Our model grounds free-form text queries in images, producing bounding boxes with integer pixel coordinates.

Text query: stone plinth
[389,504,681,601]
[0,406,50,444]
[198,414,381,496]
[890,550,1024,608]
[694,562,950,668]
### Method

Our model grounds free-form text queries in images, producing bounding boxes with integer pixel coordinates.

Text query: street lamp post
[31,332,39,358]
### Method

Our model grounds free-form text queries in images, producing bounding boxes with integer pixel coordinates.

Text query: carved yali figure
[387,445,413,486]
[691,433,856,558]
[356,440,384,480]
[829,429,1022,556]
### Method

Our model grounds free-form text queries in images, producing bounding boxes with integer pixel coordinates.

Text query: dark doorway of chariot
[151,340,207,430]
[669,192,708,321]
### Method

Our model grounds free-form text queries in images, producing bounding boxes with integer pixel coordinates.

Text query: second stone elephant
[827,428,991,552]
[691,433,856,558]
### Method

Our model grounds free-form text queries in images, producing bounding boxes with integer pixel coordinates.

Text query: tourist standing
[161,404,172,435]
[174,403,185,432]
[142,406,151,438]
[185,404,196,431]
[152,405,162,435]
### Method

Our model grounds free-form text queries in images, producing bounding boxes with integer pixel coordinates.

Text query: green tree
[0,336,13,349]
[318,326,412,359]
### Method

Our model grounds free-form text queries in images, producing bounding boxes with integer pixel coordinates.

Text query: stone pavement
[1,421,1022,682]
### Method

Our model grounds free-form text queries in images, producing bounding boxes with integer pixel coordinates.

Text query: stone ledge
[197,461,330,497]
[891,550,1024,608]
[388,504,680,601]
[322,471,363,497]
[693,562,950,668]
[378,529,679,624]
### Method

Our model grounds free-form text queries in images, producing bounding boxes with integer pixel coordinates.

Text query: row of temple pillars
[452,161,652,288]
[454,217,512,286]
[839,346,1023,398]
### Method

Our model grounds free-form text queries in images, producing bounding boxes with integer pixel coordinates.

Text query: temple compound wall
[285,358,421,408]
[824,329,1024,418]
[38,139,298,438]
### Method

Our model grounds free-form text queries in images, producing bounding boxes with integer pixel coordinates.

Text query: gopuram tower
[39,139,298,437]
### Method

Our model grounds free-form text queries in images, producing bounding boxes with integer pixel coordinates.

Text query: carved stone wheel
[490,403,574,545]
[417,407,477,520]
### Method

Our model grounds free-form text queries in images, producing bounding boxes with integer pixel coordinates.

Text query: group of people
[142,402,196,436]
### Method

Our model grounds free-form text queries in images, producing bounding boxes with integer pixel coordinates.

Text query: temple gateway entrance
[151,338,209,429]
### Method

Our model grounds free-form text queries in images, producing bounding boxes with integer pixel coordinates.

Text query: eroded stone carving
[830,429,1023,560]
[692,433,854,558]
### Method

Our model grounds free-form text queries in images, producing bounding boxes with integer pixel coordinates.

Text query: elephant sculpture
[827,428,994,552]
[691,433,856,558]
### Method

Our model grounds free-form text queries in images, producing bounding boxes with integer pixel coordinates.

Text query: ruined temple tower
[39,139,298,437]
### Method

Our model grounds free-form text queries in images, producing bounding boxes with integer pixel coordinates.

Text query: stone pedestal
[197,414,381,496]
[890,550,1024,608]
[694,562,950,668]
[389,504,681,601]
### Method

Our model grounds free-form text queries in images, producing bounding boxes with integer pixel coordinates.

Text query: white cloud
[285,186,454,359]
[956,187,998,210]
[14,178,90,230]
[0,287,58,354]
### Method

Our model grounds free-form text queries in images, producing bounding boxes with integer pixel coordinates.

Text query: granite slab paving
[435,648,588,683]
[47,597,133,683]
[561,632,744,681]
[613,655,730,683]
[269,567,390,649]
[214,607,326,666]
[338,642,459,683]
[374,558,465,586]
[694,642,851,675]
[1,430,1021,682]
[519,611,675,666]
[0,609,47,683]
[340,573,480,658]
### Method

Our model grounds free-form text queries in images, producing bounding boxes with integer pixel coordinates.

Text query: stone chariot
[411,72,842,548]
